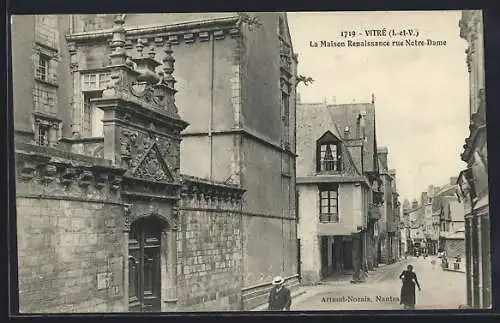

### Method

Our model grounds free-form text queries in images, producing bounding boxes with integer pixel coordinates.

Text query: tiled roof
[325,103,378,173]
[296,102,362,178]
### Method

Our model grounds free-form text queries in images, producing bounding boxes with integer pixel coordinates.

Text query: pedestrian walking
[268,276,292,311]
[399,265,421,309]
[431,259,436,270]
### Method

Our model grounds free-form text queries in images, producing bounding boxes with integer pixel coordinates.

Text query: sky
[287,11,470,202]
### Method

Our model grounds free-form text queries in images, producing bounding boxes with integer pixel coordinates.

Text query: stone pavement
[251,256,466,311]
[250,260,407,311]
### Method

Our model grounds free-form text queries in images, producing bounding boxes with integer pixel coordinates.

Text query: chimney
[421,192,428,205]
[371,93,375,104]
[356,111,367,139]
[428,185,434,197]
[377,147,388,171]
[411,199,418,209]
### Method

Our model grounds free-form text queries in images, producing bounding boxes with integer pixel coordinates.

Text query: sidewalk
[249,260,406,311]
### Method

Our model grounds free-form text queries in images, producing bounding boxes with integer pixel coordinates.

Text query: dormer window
[316,131,342,172]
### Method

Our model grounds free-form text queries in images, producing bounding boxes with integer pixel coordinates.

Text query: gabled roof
[296,102,362,178]
[326,102,377,173]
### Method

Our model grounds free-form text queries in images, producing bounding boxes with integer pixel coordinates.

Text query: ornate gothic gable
[131,142,174,182]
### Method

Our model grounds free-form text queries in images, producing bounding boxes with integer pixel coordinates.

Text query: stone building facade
[62,12,300,309]
[376,148,400,264]
[11,13,297,312]
[458,10,491,309]
[296,98,383,285]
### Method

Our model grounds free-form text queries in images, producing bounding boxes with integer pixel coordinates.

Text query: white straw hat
[272,276,284,285]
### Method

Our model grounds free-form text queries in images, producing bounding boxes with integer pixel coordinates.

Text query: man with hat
[267,276,292,311]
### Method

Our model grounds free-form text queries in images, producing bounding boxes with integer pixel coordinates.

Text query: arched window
[316,131,342,172]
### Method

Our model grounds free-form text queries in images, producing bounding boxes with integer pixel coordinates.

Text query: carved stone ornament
[40,164,58,183]
[124,204,132,232]
[19,160,37,181]
[59,167,77,187]
[77,169,95,188]
[132,143,174,182]
[120,129,138,159]
[110,175,123,191]
[129,81,161,105]
[69,62,79,73]
[95,173,108,190]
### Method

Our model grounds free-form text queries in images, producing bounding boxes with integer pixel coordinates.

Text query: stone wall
[177,176,245,311]
[15,143,127,313]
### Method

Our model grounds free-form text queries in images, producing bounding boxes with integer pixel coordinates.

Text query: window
[35,53,50,81]
[33,83,57,114]
[37,124,50,146]
[282,92,290,126]
[316,131,341,172]
[320,144,338,171]
[82,91,104,137]
[35,15,59,50]
[82,72,110,91]
[319,186,339,223]
[81,73,110,137]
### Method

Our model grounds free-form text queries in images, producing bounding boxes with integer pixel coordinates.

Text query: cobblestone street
[291,256,466,311]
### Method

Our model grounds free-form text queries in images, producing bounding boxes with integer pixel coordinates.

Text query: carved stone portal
[132,143,174,182]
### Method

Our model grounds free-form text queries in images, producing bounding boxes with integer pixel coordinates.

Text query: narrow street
[292,256,466,310]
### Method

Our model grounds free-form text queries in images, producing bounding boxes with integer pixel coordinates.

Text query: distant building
[296,98,383,285]
[439,195,465,259]
[458,10,490,308]
[401,199,411,255]
[405,200,425,255]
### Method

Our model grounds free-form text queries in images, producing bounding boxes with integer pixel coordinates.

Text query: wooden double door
[128,218,162,312]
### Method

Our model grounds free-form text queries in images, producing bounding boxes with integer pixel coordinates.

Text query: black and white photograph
[9,10,490,313]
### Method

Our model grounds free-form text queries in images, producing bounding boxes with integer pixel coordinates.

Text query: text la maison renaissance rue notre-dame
[310,28,447,48]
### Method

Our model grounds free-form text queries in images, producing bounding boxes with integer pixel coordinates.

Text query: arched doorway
[128,216,167,312]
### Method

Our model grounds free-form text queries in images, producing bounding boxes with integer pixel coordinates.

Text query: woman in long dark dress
[399,265,421,309]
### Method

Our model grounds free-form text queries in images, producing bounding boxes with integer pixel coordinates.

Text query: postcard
[9,10,490,313]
